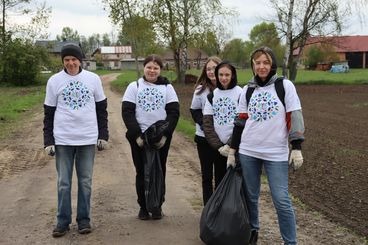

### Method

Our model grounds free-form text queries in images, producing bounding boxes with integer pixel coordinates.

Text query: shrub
[0,38,47,86]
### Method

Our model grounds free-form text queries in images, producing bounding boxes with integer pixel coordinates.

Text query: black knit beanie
[61,43,83,63]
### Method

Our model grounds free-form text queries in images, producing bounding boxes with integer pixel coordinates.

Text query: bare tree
[103,0,232,82]
[149,0,230,83]
[281,0,294,77]
[271,0,350,81]
[103,0,157,78]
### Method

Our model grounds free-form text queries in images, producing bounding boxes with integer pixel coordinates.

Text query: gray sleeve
[289,109,305,142]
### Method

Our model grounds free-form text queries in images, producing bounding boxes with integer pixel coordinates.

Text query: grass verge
[0,86,45,139]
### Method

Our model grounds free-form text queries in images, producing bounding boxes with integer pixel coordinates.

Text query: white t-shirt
[122,78,179,133]
[203,86,242,144]
[190,85,210,137]
[238,79,301,161]
[44,69,106,145]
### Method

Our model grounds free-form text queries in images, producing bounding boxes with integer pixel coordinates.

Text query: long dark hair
[194,56,222,95]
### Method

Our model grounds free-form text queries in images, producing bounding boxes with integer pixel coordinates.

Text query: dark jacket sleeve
[230,114,248,149]
[190,108,203,126]
[122,101,142,140]
[43,104,56,147]
[164,101,180,136]
[96,98,109,141]
[203,115,223,150]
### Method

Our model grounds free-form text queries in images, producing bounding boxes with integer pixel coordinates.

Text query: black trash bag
[142,120,168,212]
[143,147,165,212]
[143,120,169,148]
[200,165,251,245]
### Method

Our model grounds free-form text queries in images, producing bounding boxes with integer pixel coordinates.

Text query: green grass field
[0,86,45,139]
[188,68,368,85]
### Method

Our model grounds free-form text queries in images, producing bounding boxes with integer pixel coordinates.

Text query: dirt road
[0,74,365,244]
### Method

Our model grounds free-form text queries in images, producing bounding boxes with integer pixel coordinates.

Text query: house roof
[297,35,368,55]
[35,40,80,53]
[92,46,132,56]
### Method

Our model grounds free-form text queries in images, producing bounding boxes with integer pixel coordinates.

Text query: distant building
[294,35,368,69]
[35,40,97,70]
[35,40,81,58]
[161,48,209,70]
[92,46,133,70]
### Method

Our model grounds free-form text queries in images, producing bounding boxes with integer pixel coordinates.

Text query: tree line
[0,0,365,86]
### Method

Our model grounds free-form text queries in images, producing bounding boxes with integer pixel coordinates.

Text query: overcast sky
[14,0,368,41]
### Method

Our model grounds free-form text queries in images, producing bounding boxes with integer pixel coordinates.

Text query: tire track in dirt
[0,110,48,180]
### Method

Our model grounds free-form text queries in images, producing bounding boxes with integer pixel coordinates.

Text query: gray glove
[155,136,167,149]
[289,150,303,170]
[136,137,144,148]
[218,144,230,157]
[44,145,55,156]
[226,148,236,168]
[97,139,108,151]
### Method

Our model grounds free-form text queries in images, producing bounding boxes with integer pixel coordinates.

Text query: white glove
[218,144,230,157]
[155,136,167,149]
[44,145,55,156]
[227,148,236,168]
[289,150,303,170]
[97,139,108,151]
[136,137,144,148]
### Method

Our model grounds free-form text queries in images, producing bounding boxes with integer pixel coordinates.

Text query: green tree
[56,27,80,42]
[102,33,111,46]
[305,43,339,69]
[79,33,102,56]
[189,30,223,57]
[1,38,47,85]
[148,0,231,83]
[0,0,51,84]
[247,22,284,69]
[104,0,232,82]
[221,38,247,68]
[80,35,90,56]
[305,46,324,69]
[89,33,101,50]
[188,31,220,69]
[103,0,153,78]
[120,15,158,57]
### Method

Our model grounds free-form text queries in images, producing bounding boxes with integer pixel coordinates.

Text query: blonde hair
[252,50,273,66]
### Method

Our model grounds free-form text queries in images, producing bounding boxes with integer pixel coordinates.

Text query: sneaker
[151,207,163,220]
[138,208,150,220]
[78,223,92,234]
[52,225,70,238]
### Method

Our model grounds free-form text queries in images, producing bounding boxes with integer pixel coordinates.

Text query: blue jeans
[238,154,297,245]
[55,145,95,227]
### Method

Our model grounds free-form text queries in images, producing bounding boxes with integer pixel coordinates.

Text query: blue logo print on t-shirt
[138,87,164,112]
[62,80,91,110]
[249,91,280,122]
[213,97,237,125]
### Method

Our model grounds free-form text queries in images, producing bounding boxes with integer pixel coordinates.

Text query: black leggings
[195,136,227,205]
[127,135,172,210]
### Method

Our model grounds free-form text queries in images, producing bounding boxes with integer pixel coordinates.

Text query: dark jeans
[127,135,171,210]
[195,135,227,205]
